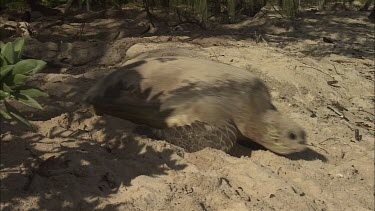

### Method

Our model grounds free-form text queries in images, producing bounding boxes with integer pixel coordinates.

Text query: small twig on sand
[327,106,349,121]
[72,22,85,40]
[254,9,268,19]
[79,22,85,39]
[331,63,344,76]
[268,1,285,18]
[174,8,207,30]
[26,147,43,162]
[143,0,156,27]
[319,137,338,145]
[23,148,44,191]
[210,49,220,62]
[309,143,329,154]
[299,65,335,80]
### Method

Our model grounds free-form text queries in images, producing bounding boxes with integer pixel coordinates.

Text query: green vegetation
[0,38,48,129]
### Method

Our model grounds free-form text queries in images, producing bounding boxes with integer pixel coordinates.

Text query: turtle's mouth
[262,141,307,155]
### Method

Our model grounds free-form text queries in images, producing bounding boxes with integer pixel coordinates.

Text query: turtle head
[257,110,307,155]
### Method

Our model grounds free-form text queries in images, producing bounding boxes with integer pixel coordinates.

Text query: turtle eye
[288,132,297,140]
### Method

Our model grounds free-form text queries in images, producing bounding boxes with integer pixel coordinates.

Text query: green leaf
[1,42,15,65]
[0,107,12,119]
[0,90,10,100]
[3,73,29,86]
[0,55,6,66]
[13,59,46,75]
[13,93,44,110]
[4,101,33,128]
[2,73,29,86]
[19,87,49,98]
[2,83,13,92]
[13,38,25,62]
[0,65,14,80]
[0,41,5,51]
[13,74,29,85]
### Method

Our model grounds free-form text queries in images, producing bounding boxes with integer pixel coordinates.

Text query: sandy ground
[1,6,374,211]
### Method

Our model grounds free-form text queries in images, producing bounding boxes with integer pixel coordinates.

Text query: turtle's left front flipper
[135,121,238,153]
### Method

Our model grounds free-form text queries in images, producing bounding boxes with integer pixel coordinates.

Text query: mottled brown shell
[85,56,306,154]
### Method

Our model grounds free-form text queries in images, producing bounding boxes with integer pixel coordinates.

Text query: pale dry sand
[1,9,374,211]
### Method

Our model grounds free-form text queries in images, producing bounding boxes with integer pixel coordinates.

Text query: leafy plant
[0,37,48,129]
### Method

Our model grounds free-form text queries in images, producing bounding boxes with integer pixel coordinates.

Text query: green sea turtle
[84,56,307,154]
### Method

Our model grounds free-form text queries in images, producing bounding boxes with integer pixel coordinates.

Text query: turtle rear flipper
[135,121,238,153]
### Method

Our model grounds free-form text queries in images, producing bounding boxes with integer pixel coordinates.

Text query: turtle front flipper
[135,121,238,153]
